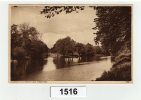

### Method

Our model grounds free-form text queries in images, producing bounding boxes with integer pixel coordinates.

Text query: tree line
[51,36,104,58]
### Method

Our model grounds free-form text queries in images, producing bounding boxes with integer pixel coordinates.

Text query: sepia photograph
[9,5,132,82]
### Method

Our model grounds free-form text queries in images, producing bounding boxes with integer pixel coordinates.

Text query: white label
[50,86,86,98]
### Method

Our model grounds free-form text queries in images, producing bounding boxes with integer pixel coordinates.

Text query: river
[22,56,113,81]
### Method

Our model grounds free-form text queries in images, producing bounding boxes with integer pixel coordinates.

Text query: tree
[93,6,131,56]
[27,40,48,59]
[52,36,76,56]
[75,43,86,57]
[19,23,39,41]
[93,7,132,81]
[85,43,95,56]
[11,24,23,48]
[11,23,48,57]
[93,46,103,55]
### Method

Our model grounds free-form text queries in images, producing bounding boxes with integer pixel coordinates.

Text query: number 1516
[60,88,78,95]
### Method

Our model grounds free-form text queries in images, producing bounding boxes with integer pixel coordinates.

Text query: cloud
[11,6,97,48]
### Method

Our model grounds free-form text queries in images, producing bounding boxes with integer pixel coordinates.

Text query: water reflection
[53,56,103,69]
[27,58,48,73]
[11,58,48,80]
[31,56,111,72]
[53,56,72,68]
[42,57,56,71]
[22,56,113,81]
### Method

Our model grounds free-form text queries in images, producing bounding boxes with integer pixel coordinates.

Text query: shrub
[96,50,131,81]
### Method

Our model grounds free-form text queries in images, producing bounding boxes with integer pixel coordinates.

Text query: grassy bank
[96,43,131,81]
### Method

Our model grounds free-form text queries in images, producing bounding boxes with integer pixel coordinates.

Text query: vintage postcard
[9,5,132,83]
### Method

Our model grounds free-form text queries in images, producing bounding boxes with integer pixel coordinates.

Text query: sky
[11,6,97,48]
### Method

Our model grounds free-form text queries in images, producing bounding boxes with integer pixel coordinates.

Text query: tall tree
[19,23,39,40]
[93,6,131,55]
[11,24,22,48]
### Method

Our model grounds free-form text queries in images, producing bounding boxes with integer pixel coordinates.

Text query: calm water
[23,56,113,81]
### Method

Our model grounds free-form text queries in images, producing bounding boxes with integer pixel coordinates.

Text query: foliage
[96,61,131,81]
[93,7,132,81]
[93,46,104,55]
[11,23,48,80]
[52,36,76,55]
[11,24,22,48]
[11,23,48,56]
[11,47,26,60]
[41,6,85,18]
[85,43,95,56]
[113,53,131,68]
[75,43,86,56]
[51,36,103,57]
[19,23,39,40]
[27,40,48,59]
[96,63,131,81]
[93,6,131,56]
[96,46,131,81]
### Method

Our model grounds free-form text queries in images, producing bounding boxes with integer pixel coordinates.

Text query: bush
[96,62,131,81]
[96,50,131,81]
[112,53,131,68]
